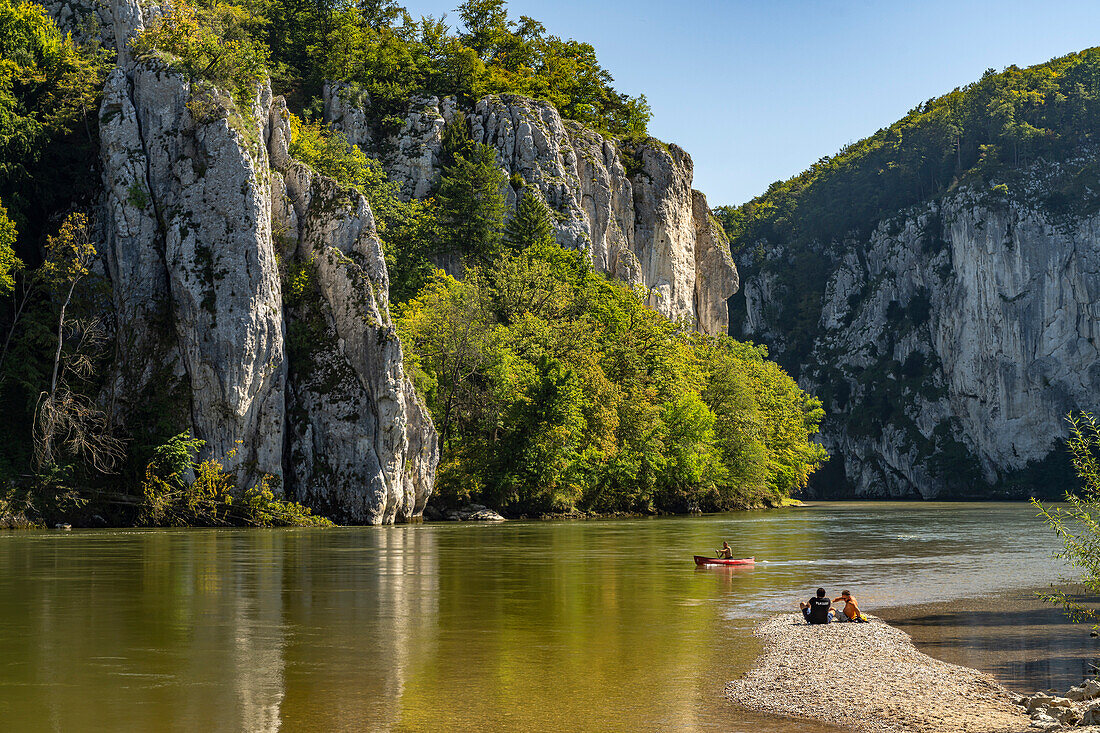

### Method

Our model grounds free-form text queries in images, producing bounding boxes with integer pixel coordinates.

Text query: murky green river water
[0,502,1092,732]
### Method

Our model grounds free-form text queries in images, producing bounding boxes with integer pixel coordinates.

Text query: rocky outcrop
[97,14,437,520]
[101,62,287,482]
[735,178,1100,498]
[693,191,740,335]
[1017,679,1100,728]
[323,86,738,335]
[270,103,436,523]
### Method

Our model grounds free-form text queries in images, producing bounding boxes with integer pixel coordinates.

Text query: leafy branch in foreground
[1033,412,1100,625]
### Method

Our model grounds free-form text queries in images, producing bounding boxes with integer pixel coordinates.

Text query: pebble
[726,613,1032,733]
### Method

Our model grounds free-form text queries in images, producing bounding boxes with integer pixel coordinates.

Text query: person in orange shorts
[832,590,867,622]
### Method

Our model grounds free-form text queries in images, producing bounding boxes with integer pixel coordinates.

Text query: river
[0,502,1093,732]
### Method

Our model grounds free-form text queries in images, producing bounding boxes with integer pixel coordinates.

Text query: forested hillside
[0,0,826,525]
[719,48,1100,365]
[719,49,1100,499]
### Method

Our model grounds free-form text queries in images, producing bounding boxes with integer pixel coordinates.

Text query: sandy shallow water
[880,587,1100,694]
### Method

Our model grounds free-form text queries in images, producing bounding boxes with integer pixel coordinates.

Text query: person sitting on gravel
[832,590,867,622]
[716,541,734,559]
[800,588,834,624]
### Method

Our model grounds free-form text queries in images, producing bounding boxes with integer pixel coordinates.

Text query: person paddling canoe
[715,541,734,559]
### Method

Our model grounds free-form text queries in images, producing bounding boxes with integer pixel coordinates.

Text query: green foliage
[254,0,648,137]
[1034,413,1100,626]
[282,255,315,309]
[397,238,826,516]
[503,188,554,251]
[437,140,507,265]
[0,0,107,252]
[41,210,94,288]
[384,194,439,303]
[0,198,20,294]
[130,0,268,114]
[285,112,438,303]
[287,113,402,221]
[139,433,333,527]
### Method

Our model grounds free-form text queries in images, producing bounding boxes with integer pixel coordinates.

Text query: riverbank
[726,613,1033,733]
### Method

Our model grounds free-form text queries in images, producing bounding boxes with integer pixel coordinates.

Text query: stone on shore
[445,504,506,522]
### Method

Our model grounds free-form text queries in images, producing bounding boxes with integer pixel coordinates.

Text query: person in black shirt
[800,587,834,624]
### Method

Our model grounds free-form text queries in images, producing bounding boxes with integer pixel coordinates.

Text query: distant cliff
[731,165,1100,499]
[719,46,1100,500]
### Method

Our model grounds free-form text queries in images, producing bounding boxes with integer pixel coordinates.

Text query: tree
[438,115,474,171]
[1034,413,1100,626]
[130,0,268,111]
[503,188,555,251]
[0,199,20,295]
[34,212,122,473]
[359,0,406,30]
[436,142,507,266]
[397,234,828,516]
[457,0,508,61]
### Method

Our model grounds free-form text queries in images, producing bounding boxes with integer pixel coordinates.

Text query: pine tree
[437,142,507,266]
[438,116,474,172]
[503,188,555,250]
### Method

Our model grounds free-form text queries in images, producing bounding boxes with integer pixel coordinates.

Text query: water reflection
[0,503,1079,731]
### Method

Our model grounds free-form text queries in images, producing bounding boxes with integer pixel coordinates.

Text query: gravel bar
[726,613,1034,733]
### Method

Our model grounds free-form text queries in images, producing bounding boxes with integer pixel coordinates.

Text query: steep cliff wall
[93,0,437,522]
[735,177,1100,498]
[323,87,738,335]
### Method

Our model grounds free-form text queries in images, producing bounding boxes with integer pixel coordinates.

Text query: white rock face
[693,191,740,336]
[99,58,437,520]
[324,89,738,334]
[737,183,1100,498]
[99,68,186,402]
[126,66,287,481]
[270,106,437,523]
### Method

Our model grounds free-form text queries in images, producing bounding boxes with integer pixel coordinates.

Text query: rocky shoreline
[727,613,1041,733]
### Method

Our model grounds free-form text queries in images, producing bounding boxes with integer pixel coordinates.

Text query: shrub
[139,432,332,526]
[130,0,268,113]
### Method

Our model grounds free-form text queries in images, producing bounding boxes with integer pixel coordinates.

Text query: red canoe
[694,555,755,566]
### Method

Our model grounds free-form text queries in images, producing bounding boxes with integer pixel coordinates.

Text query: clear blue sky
[410,0,1100,206]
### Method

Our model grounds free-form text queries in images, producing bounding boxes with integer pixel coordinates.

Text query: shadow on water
[881,590,1100,692]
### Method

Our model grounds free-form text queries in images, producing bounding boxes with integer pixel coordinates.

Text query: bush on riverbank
[138,433,332,527]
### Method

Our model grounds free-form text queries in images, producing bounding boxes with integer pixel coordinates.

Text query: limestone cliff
[323,86,738,335]
[94,1,437,522]
[734,174,1100,498]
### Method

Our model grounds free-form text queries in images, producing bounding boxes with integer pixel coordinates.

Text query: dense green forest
[394,192,825,515]
[0,0,826,524]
